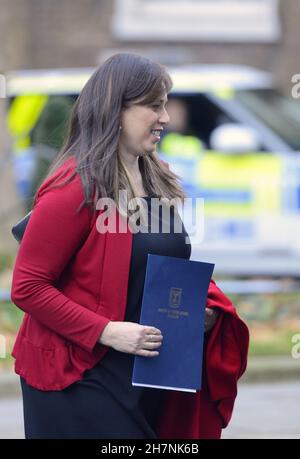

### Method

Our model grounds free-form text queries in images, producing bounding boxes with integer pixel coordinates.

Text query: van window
[235,88,300,150]
[168,94,235,148]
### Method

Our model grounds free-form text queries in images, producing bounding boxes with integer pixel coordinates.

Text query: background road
[223,380,300,439]
[0,381,299,439]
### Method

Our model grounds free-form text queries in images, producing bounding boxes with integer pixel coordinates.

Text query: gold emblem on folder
[169,287,182,309]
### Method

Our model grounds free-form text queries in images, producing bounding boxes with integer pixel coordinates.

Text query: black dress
[20,197,191,439]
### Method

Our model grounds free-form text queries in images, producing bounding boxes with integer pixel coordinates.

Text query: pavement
[222,380,300,439]
[0,397,23,439]
[1,381,300,439]
[0,355,299,439]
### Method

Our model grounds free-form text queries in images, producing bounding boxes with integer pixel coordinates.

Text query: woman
[11,53,249,439]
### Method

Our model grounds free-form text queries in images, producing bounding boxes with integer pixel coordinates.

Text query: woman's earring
[119,125,122,131]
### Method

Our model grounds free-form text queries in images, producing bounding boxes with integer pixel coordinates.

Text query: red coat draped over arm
[157,279,249,439]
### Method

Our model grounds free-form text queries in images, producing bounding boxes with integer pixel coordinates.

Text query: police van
[5,65,300,276]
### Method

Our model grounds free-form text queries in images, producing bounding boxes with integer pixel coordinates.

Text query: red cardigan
[11,157,249,439]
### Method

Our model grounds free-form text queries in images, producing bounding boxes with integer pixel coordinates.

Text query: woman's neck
[119,155,147,197]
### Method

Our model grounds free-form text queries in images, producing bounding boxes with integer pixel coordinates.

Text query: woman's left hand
[204,308,219,333]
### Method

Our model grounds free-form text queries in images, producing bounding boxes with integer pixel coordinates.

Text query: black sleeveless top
[96,196,191,437]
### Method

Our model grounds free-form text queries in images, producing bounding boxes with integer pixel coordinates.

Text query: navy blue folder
[132,254,214,393]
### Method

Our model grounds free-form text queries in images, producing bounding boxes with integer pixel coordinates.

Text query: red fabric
[11,158,249,438]
[157,279,249,438]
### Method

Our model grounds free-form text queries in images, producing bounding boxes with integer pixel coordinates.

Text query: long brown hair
[42,53,187,213]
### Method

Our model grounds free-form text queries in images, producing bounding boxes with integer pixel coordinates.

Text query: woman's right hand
[98,321,163,357]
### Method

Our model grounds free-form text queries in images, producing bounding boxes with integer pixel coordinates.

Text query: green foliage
[0,254,14,272]
[0,301,23,332]
[249,330,296,356]
[0,301,24,371]
[228,291,300,324]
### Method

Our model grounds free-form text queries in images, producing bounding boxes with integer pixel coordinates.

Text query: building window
[112,0,280,42]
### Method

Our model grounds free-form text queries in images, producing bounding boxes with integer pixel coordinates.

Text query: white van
[6,65,300,276]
